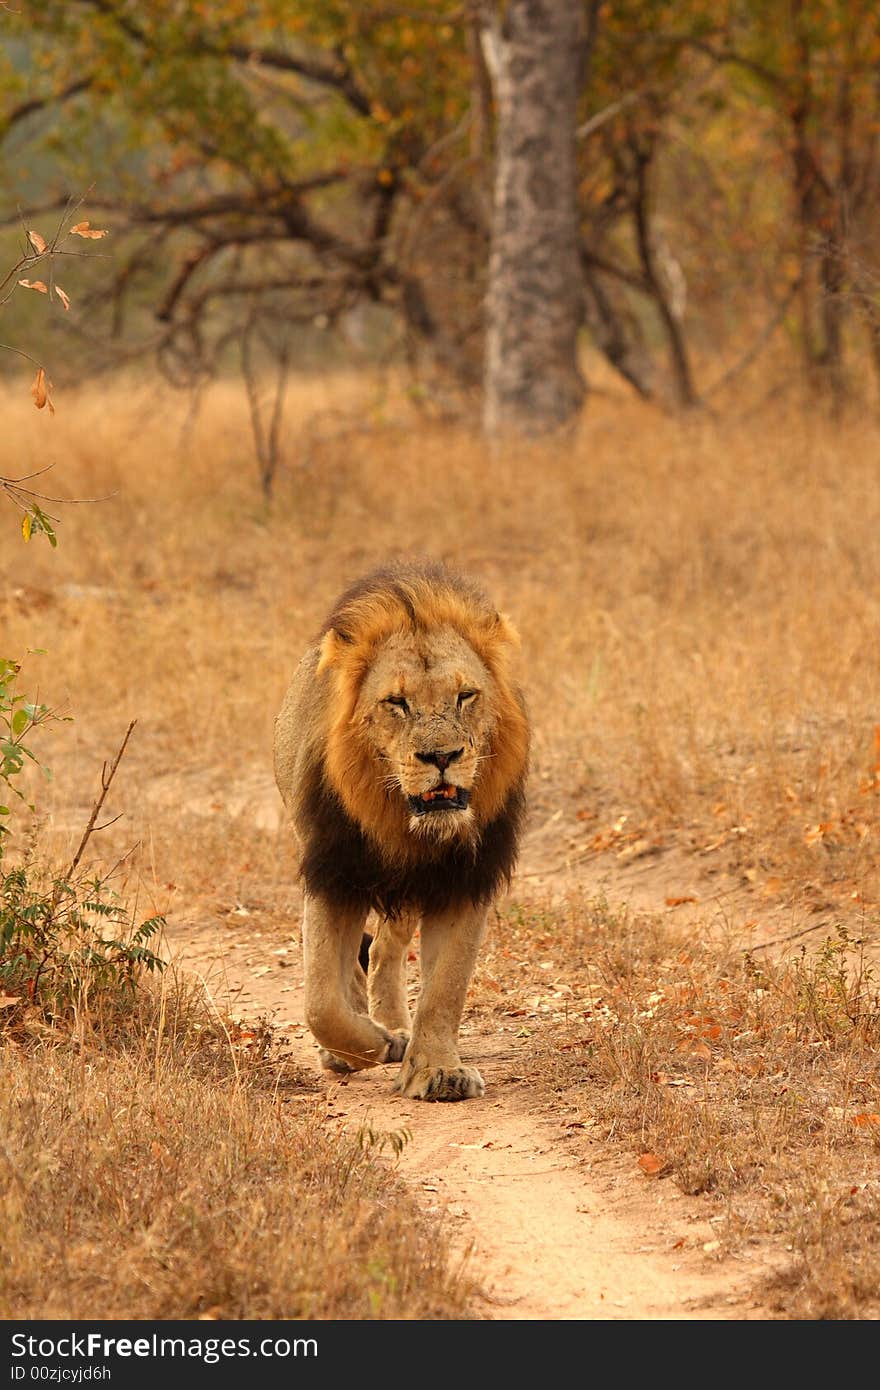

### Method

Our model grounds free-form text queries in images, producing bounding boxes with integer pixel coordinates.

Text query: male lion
[273,561,529,1101]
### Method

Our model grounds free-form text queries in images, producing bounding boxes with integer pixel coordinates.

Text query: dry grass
[474,894,880,1319]
[5,367,880,904]
[3,365,880,1318]
[0,973,475,1320]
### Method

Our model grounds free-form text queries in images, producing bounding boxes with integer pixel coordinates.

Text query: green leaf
[11,708,30,737]
[31,507,58,548]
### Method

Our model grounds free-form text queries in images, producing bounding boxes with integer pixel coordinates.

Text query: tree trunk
[479,0,587,435]
[581,260,655,400]
[630,135,699,408]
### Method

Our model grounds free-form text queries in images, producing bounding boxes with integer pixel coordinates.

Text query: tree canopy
[4,0,880,450]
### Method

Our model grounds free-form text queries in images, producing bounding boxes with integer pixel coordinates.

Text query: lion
[273,560,529,1101]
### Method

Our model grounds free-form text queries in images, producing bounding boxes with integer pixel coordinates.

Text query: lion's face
[355,627,495,842]
[306,565,530,862]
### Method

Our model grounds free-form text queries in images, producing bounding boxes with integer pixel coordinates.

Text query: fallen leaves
[638,1152,665,1176]
[804,822,835,847]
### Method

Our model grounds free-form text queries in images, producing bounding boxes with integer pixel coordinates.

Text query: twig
[0,469,117,507]
[53,721,137,903]
[577,92,643,141]
[704,278,802,400]
[745,922,830,953]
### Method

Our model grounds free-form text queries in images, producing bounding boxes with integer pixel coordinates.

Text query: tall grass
[4,368,879,907]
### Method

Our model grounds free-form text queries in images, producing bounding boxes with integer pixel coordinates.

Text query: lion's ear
[317,626,353,673]
[493,611,521,649]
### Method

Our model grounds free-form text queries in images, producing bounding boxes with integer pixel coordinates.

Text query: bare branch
[123,177,348,228]
[73,0,373,116]
[187,275,337,314]
[54,722,137,902]
[577,93,643,141]
[704,278,802,400]
[224,41,372,117]
[580,248,649,295]
[3,76,94,131]
[155,242,224,323]
[641,31,789,95]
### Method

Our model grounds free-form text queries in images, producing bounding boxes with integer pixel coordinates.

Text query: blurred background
[5,1,880,461]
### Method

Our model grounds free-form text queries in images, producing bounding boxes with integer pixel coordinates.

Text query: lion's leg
[392,904,487,1101]
[368,913,416,1034]
[347,936,370,1015]
[302,895,408,1072]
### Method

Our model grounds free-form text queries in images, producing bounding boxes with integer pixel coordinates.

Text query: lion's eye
[384,695,410,714]
[457,690,478,710]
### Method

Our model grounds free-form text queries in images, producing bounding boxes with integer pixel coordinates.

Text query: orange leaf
[26,229,47,253]
[18,278,48,293]
[666,895,698,907]
[690,1041,712,1060]
[638,1152,664,1176]
[852,1113,880,1127]
[55,285,70,312]
[30,367,54,413]
[70,220,108,239]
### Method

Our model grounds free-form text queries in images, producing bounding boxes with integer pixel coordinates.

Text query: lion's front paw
[392,1056,485,1102]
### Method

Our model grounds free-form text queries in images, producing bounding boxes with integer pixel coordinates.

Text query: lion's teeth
[419,786,459,804]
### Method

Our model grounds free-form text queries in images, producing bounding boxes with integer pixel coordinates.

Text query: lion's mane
[281,561,529,918]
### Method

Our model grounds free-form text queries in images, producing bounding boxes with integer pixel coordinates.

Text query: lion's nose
[415,748,464,772]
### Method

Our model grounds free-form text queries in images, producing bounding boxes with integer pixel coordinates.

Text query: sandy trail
[171,911,775,1321]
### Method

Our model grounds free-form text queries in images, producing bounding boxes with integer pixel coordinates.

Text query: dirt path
[169,910,777,1321]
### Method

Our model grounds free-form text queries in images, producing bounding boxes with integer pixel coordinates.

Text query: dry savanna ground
[2,365,880,1319]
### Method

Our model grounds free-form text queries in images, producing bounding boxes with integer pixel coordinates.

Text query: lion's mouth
[408,784,471,816]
